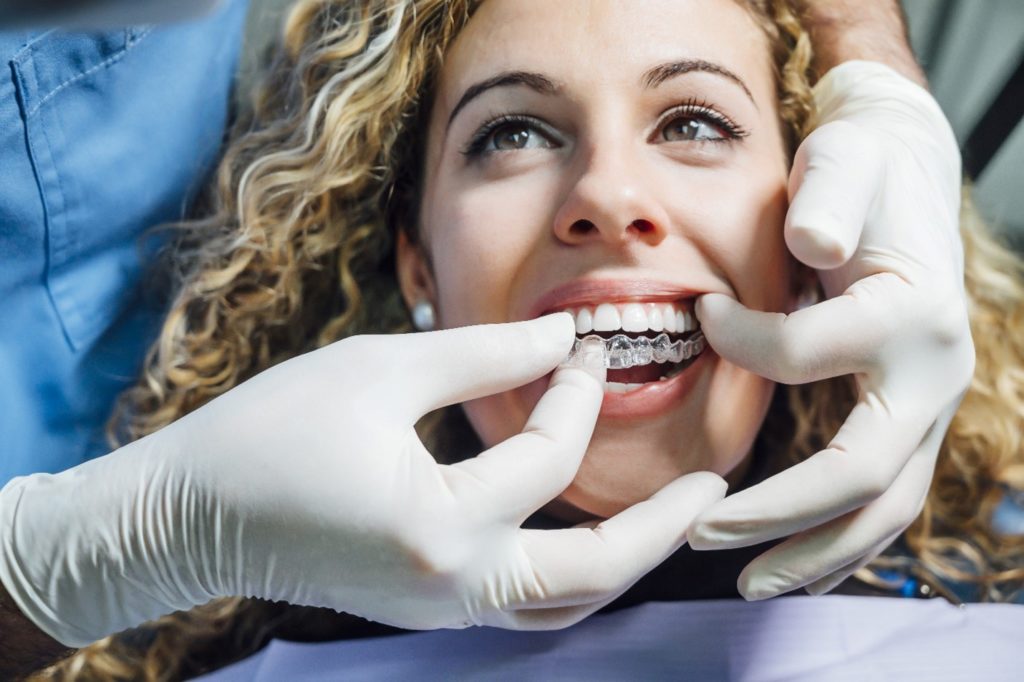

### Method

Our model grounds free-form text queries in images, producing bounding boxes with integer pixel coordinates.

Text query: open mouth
[563,301,706,393]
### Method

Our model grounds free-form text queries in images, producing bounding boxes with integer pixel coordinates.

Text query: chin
[554,396,770,520]
[464,352,774,522]
[547,412,698,518]
[557,481,656,520]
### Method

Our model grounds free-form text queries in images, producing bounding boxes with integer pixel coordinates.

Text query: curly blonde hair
[35,0,1024,679]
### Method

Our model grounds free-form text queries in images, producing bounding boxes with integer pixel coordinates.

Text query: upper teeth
[567,302,697,335]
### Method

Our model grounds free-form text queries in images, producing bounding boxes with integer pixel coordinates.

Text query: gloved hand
[688,61,973,599]
[0,313,726,647]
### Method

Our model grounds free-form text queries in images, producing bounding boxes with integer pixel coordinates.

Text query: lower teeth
[606,382,645,394]
[604,352,697,393]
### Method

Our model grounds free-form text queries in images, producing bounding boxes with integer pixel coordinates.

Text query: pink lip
[529,278,705,318]
[520,346,714,422]
[519,277,713,421]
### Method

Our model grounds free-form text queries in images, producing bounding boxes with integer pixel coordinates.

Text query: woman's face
[402,0,795,518]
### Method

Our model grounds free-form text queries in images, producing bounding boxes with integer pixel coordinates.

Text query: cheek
[705,362,776,476]
[425,199,523,327]
[424,175,555,327]
[418,171,561,449]
[684,168,792,311]
[462,390,532,450]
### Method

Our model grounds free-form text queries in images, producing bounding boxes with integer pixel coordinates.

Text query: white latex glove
[0,313,726,647]
[688,61,973,599]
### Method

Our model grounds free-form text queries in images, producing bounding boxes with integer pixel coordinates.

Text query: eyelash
[460,98,749,158]
[655,97,749,143]
[461,114,555,158]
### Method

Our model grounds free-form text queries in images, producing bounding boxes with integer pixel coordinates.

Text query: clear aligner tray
[564,332,706,370]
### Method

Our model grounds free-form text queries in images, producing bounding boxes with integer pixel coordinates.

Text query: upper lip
[530,278,706,319]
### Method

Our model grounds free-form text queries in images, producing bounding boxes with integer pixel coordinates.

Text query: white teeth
[575,307,593,334]
[620,303,648,333]
[647,304,664,332]
[567,301,698,336]
[606,381,646,394]
[592,303,621,332]
[663,306,677,333]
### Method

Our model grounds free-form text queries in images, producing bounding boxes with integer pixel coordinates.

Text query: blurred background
[239,0,1024,244]
[903,0,1024,246]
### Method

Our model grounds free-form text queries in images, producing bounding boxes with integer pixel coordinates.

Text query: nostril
[569,219,596,236]
[630,219,655,234]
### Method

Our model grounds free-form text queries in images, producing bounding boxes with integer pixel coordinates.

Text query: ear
[396,230,437,311]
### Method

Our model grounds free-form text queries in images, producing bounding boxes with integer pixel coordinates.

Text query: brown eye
[662,116,725,142]
[490,124,551,151]
[494,125,531,149]
[463,115,563,158]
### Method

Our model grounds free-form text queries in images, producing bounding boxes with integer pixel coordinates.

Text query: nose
[552,146,669,248]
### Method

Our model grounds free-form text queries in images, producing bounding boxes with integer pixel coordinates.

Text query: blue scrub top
[0,0,249,485]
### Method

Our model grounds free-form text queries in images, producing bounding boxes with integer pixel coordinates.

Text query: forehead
[438,0,775,109]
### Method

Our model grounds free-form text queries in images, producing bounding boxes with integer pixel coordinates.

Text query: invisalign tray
[564,332,706,369]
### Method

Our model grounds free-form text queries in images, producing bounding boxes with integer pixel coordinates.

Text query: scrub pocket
[11,27,153,351]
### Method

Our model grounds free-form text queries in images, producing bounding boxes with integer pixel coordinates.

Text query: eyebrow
[446,71,561,130]
[445,58,756,131]
[642,59,756,108]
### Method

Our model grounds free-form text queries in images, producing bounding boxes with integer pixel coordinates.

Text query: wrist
[0,560,74,679]
[796,0,927,88]
[812,61,951,143]
[811,60,962,229]
[0,438,213,647]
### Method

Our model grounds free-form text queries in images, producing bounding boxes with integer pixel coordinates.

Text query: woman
[43,0,1024,678]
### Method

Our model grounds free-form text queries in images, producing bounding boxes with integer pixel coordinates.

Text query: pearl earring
[412,300,436,331]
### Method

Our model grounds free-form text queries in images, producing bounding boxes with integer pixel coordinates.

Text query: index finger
[448,352,606,523]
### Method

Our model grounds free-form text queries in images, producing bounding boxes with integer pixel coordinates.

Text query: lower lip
[518,346,713,423]
[599,348,714,419]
